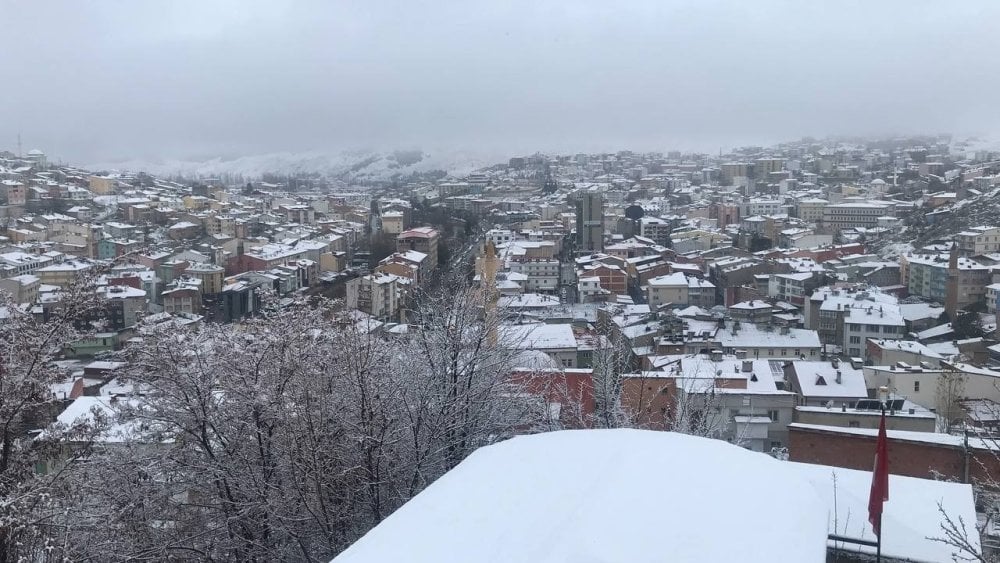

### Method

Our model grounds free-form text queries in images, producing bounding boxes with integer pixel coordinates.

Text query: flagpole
[876,511,882,562]
[876,404,884,563]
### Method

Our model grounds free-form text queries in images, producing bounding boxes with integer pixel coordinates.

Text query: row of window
[848,323,899,334]
[730,409,781,422]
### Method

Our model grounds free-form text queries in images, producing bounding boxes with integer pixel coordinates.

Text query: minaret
[945,243,960,320]
[481,240,499,309]
[481,240,500,344]
[368,198,382,235]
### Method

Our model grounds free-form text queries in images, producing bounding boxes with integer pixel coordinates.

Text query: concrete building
[502,323,580,368]
[35,260,93,287]
[0,251,53,278]
[842,303,905,360]
[646,272,688,309]
[184,262,226,295]
[397,227,440,270]
[96,284,147,329]
[575,190,604,253]
[345,272,410,321]
[795,198,828,223]
[715,324,822,359]
[956,226,1000,255]
[903,252,990,310]
[646,272,716,309]
[820,203,890,231]
[767,272,819,306]
[508,258,559,293]
[638,217,672,246]
[0,274,40,304]
[162,286,202,315]
[784,359,868,407]
[793,403,936,432]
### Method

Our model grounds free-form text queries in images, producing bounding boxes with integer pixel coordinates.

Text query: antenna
[17,132,22,158]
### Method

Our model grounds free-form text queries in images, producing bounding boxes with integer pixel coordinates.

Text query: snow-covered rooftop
[790,360,868,399]
[502,323,578,350]
[332,430,828,563]
[716,324,821,351]
[792,461,978,562]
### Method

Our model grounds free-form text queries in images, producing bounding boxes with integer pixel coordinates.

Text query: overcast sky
[2,1,999,164]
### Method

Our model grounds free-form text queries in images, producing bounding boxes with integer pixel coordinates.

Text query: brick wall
[789,426,1000,484]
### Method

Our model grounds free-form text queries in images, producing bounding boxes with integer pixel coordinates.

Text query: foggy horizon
[3,1,1000,166]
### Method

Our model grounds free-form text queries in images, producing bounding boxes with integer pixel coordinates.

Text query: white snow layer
[333,429,829,563]
[793,462,980,562]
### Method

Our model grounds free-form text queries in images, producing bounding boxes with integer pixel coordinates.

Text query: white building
[843,303,905,360]
[715,324,822,359]
[501,323,578,368]
[956,226,1000,255]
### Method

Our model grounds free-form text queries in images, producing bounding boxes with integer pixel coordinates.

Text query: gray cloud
[2,0,999,164]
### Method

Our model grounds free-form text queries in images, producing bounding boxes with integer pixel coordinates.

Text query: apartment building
[903,253,990,309]
[397,227,440,269]
[345,272,410,321]
[843,304,905,360]
[820,203,890,230]
[956,226,1000,255]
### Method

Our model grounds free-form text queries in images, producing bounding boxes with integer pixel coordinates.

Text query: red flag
[868,411,890,537]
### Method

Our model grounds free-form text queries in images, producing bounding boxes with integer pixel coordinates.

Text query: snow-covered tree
[0,276,104,561]
[48,276,547,561]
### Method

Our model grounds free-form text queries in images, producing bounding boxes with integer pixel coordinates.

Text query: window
[849,336,861,344]
[767,410,779,422]
[914,381,920,392]
[770,441,783,450]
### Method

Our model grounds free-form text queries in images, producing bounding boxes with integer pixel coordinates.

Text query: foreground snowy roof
[793,462,979,562]
[333,430,828,563]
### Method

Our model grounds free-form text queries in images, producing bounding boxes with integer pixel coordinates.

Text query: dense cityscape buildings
[4,135,1000,560]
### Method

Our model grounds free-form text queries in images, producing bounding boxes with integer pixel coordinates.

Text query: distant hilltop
[82,149,505,180]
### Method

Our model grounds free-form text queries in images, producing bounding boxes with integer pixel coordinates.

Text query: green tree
[952,310,985,340]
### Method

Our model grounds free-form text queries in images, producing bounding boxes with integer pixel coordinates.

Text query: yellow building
[35,260,94,287]
[184,262,226,295]
[87,175,116,195]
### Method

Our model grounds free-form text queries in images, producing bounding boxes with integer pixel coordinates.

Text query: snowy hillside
[84,149,506,180]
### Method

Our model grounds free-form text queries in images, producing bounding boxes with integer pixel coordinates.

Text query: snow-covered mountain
[84,149,506,180]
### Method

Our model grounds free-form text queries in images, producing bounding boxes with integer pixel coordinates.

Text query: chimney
[710,350,723,362]
[832,358,840,369]
[835,370,842,384]
[742,360,753,373]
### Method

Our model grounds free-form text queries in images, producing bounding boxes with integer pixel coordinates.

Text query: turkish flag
[868,411,890,537]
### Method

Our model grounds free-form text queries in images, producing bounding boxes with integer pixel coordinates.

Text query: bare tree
[937,368,968,433]
[0,275,104,562]
[43,274,549,561]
